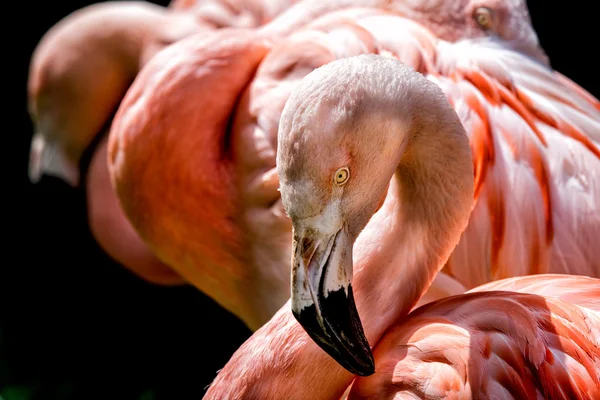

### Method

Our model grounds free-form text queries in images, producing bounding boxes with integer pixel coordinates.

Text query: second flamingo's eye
[473,7,494,30]
[334,167,350,186]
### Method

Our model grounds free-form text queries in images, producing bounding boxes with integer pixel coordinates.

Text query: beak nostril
[299,236,319,275]
[301,237,313,251]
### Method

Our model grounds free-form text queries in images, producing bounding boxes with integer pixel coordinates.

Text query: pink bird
[26,0,302,286]
[28,1,202,187]
[27,0,301,189]
[203,54,600,400]
[26,1,205,284]
[108,2,599,329]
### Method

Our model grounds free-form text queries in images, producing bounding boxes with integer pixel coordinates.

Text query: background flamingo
[27,0,202,187]
[108,2,598,330]
[27,0,324,189]
[204,54,600,400]
[10,0,599,398]
[25,0,309,286]
[25,1,206,285]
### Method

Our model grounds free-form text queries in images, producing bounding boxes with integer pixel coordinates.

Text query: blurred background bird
[7,0,599,399]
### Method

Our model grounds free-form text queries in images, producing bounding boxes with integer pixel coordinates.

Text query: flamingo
[26,0,298,189]
[26,1,205,284]
[202,54,600,400]
[26,0,305,285]
[108,3,599,329]
[27,1,202,187]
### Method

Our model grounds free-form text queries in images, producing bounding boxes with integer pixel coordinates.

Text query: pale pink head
[394,0,548,63]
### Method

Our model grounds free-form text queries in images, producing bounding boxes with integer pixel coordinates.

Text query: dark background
[4,1,599,399]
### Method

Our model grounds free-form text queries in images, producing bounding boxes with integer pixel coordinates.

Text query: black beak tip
[292,285,377,377]
[356,364,376,377]
[343,353,375,377]
[362,363,376,376]
[334,326,375,377]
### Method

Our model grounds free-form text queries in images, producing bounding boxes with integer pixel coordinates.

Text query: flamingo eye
[473,7,494,30]
[334,167,350,186]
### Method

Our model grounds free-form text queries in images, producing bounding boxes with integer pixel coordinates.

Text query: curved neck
[204,83,474,398]
[80,2,174,70]
[28,3,173,165]
[109,30,272,331]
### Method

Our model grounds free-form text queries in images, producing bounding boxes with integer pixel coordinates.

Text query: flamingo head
[276,55,419,376]
[397,0,549,65]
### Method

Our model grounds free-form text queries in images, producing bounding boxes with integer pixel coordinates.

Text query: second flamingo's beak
[290,224,375,376]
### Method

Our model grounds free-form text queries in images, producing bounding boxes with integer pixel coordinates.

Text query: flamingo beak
[290,225,375,376]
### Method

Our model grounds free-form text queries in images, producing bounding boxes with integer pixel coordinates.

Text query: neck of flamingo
[312,149,472,397]
[110,30,274,332]
[65,28,151,161]
[205,85,475,399]
[111,30,149,75]
[352,178,461,343]
[348,78,476,350]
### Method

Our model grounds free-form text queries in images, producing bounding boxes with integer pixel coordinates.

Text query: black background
[4,0,599,399]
